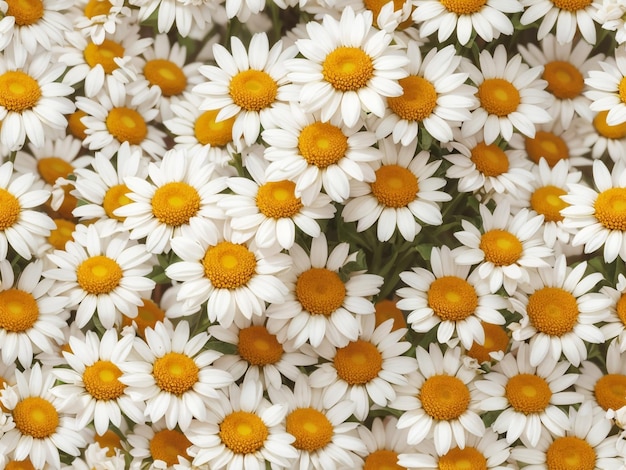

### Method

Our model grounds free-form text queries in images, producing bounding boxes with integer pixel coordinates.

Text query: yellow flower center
[531,185,568,222]
[219,411,269,454]
[153,351,199,396]
[5,460,36,470]
[0,289,39,333]
[594,374,626,411]
[334,339,383,385]
[0,188,20,231]
[322,47,374,92]
[36,157,74,185]
[364,450,404,470]
[441,0,486,14]
[371,164,419,208]
[617,293,626,326]
[150,429,192,466]
[48,184,78,221]
[420,375,470,421]
[296,268,346,316]
[467,322,510,363]
[595,187,626,231]
[6,0,43,26]
[106,106,148,145]
[505,373,552,414]
[48,218,76,250]
[76,255,123,295]
[524,131,569,167]
[479,229,523,266]
[202,241,257,289]
[0,71,41,112]
[103,183,132,222]
[121,298,165,339]
[256,180,303,219]
[144,59,187,97]
[238,325,284,366]
[298,122,348,168]
[68,110,88,140]
[470,142,509,177]
[94,429,123,457]
[551,0,591,11]
[13,396,59,439]
[151,181,201,227]
[546,436,595,470]
[363,0,413,29]
[194,109,235,147]
[84,39,125,74]
[229,69,277,112]
[527,287,578,336]
[477,78,520,117]
[374,298,406,331]
[83,360,125,401]
[438,447,487,470]
[543,61,584,100]
[286,407,333,451]
[594,110,626,140]
[84,0,111,18]
[387,76,437,122]
[428,276,478,322]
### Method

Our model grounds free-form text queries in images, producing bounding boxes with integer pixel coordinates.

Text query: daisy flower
[262,103,381,204]
[374,42,476,145]
[374,297,408,331]
[577,341,626,414]
[44,221,156,329]
[510,255,609,367]
[287,7,409,128]
[580,110,626,162]
[267,374,366,469]
[265,233,384,348]
[561,159,626,262]
[122,320,234,431]
[520,0,601,45]
[129,0,223,37]
[114,147,226,254]
[466,321,511,364]
[453,199,553,294]
[396,246,508,349]
[600,273,626,351]
[461,44,553,145]
[70,0,133,46]
[193,32,297,148]
[585,48,626,126]
[127,419,195,469]
[354,417,416,470]
[308,315,416,421]
[66,441,127,470]
[597,0,626,44]
[219,153,335,251]
[391,343,485,455]
[474,342,583,447]
[411,0,522,46]
[0,363,86,469]
[185,378,298,469]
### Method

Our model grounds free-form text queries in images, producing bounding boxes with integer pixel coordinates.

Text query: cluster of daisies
[5,0,626,469]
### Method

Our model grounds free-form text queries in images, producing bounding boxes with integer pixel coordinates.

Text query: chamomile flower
[461,44,553,145]
[287,7,409,128]
[474,343,583,447]
[70,0,133,46]
[577,341,626,414]
[600,274,626,351]
[129,0,223,37]
[308,315,416,421]
[453,199,553,295]
[127,419,195,469]
[396,246,508,349]
[66,441,127,470]
[466,321,511,364]
[597,0,626,44]
[580,110,626,162]
[412,0,522,46]
[561,159,626,262]
[585,48,626,126]
[353,417,416,470]
[266,233,384,348]
[121,320,234,431]
[44,222,156,329]
[391,343,485,455]
[193,33,297,148]
[510,255,609,367]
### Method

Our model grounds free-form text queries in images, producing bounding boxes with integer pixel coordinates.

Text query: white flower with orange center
[510,255,609,367]
[67,441,127,470]
[50,329,144,436]
[129,0,223,37]
[397,246,508,349]
[520,0,600,45]
[308,315,416,421]
[580,110,626,162]
[121,320,234,431]
[391,344,485,455]
[0,363,86,469]
[475,343,583,447]
[561,159,626,262]
[193,32,296,148]
[453,200,553,294]
[0,259,67,368]
[597,0,626,44]
[412,0,522,45]
[219,153,335,251]
[374,42,476,145]
[600,274,626,351]
[44,221,156,329]
[71,0,132,45]
[265,233,383,348]
[357,417,416,470]
[287,7,409,128]
[342,137,450,242]
[461,44,553,145]
[586,47,626,128]
[466,321,511,364]
[127,419,195,468]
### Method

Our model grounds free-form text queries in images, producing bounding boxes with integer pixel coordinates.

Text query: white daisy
[597,0,626,44]
[600,274,626,351]
[579,109,626,162]
[585,47,626,126]
[128,0,224,37]
[465,321,511,364]
[70,0,133,46]
[352,416,416,470]
[66,441,127,470]
[127,419,194,469]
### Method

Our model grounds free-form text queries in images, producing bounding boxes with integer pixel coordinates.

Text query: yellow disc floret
[0,188,20,231]
[202,241,257,289]
[84,39,125,74]
[0,289,39,332]
[371,165,419,208]
[256,180,303,219]
[286,407,333,451]
[543,61,584,100]
[13,396,59,439]
[83,360,126,401]
[144,59,187,97]
[76,255,123,295]
[229,70,277,112]
[150,429,192,466]
[68,110,88,140]
[122,298,165,339]
[5,459,36,470]
[477,78,520,116]
[298,122,348,168]
[438,446,487,470]
[594,110,626,140]
[467,322,510,363]
[428,276,478,322]
[551,0,592,11]
[103,184,132,221]
[238,325,284,366]
[545,436,595,470]
[84,0,112,18]
[194,110,236,147]
[322,47,374,92]
[505,373,552,414]
[594,374,626,411]
[220,411,269,454]
[105,107,148,145]
[48,218,76,250]
[527,287,578,336]
[479,229,523,266]
[374,298,406,331]
[420,375,470,421]
[387,76,437,122]
[364,449,403,470]
[296,268,346,316]
[595,187,626,231]
[440,0,486,14]
[153,352,199,396]
[531,186,568,222]
[0,71,41,112]
[470,142,509,177]
[525,131,569,167]
[94,429,123,457]
[6,0,43,26]
[151,182,201,227]
[36,157,73,185]
[334,339,383,384]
